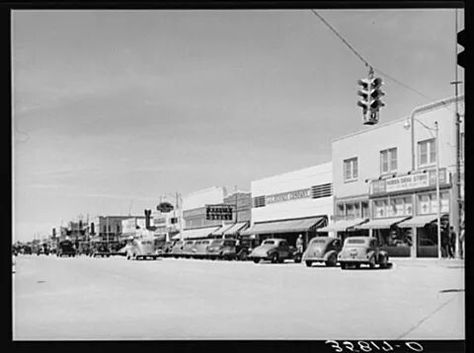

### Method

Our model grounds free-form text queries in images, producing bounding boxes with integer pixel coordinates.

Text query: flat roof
[331,96,462,143]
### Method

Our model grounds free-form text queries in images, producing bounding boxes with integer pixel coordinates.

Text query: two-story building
[328,96,464,258]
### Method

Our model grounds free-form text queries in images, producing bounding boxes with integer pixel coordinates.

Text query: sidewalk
[391,257,465,268]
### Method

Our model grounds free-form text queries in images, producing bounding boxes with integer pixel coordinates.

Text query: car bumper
[302,256,326,262]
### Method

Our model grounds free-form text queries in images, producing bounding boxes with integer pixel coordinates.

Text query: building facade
[242,162,334,247]
[331,96,464,257]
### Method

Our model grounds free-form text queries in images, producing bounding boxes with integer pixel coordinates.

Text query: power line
[310,9,454,111]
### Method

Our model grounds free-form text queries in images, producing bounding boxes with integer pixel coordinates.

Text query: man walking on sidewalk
[448,226,456,259]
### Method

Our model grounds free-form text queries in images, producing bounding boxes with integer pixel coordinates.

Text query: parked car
[126,238,160,260]
[249,238,302,264]
[303,236,342,267]
[338,236,390,269]
[161,241,175,257]
[192,239,212,259]
[170,241,185,258]
[91,242,111,257]
[182,240,197,258]
[57,240,76,257]
[207,239,239,260]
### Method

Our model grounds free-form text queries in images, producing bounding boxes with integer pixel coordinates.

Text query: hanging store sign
[265,188,311,204]
[370,169,448,195]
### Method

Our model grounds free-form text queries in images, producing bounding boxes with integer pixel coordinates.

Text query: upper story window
[343,157,358,182]
[460,132,464,162]
[252,196,266,208]
[380,148,397,174]
[418,138,436,167]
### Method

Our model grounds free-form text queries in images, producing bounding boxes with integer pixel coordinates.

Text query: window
[361,202,369,218]
[417,192,449,215]
[380,148,398,173]
[336,204,345,217]
[253,196,266,208]
[388,197,413,217]
[460,132,464,162]
[374,200,388,218]
[418,139,436,167]
[343,157,358,181]
[311,183,333,198]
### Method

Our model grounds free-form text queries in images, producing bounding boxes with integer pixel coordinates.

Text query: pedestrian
[448,226,456,259]
[441,228,449,258]
[296,234,304,253]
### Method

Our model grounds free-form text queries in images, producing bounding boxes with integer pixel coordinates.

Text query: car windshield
[210,240,224,246]
[346,238,367,245]
[185,241,194,245]
[311,238,328,244]
[223,240,235,246]
[202,241,210,245]
[263,240,275,245]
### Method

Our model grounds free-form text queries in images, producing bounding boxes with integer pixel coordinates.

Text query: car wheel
[294,254,302,263]
[126,254,131,260]
[369,256,376,269]
[379,255,388,268]
[239,252,248,261]
[305,260,313,267]
[326,254,337,267]
[253,258,260,264]
[271,253,279,264]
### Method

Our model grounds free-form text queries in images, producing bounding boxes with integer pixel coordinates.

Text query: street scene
[12,9,464,340]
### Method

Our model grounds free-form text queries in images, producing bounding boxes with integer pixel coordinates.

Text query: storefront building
[331,96,464,257]
[176,186,251,240]
[241,162,333,247]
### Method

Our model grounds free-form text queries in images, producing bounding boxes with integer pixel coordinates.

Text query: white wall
[332,97,462,200]
[251,163,333,223]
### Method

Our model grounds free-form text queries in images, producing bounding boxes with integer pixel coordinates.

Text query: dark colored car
[92,243,111,257]
[249,238,302,264]
[207,239,239,260]
[57,240,76,257]
[338,236,390,269]
[302,236,342,267]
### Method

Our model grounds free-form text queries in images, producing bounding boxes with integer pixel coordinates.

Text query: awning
[355,216,411,230]
[210,223,235,236]
[171,226,220,240]
[397,214,446,228]
[223,222,249,236]
[240,216,326,236]
[317,218,369,232]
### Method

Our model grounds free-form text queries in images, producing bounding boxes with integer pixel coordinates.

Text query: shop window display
[375,227,411,257]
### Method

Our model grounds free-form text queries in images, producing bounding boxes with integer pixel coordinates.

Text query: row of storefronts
[51,96,463,259]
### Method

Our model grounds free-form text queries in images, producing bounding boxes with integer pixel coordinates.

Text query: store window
[388,197,413,217]
[345,203,355,218]
[336,203,345,217]
[374,200,388,218]
[380,148,398,174]
[418,139,436,167]
[343,157,358,182]
[361,202,369,218]
[417,191,449,214]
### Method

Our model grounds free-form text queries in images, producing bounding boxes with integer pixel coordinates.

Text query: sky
[12,9,464,242]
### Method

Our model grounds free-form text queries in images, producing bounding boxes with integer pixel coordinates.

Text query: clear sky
[12,9,464,242]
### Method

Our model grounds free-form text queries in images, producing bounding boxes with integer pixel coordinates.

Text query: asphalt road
[12,255,464,340]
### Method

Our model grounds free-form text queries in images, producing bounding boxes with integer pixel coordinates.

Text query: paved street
[13,255,464,340]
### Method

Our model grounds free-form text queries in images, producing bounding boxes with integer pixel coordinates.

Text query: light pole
[405,118,442,259]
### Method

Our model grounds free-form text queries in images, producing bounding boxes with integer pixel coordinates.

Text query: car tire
[326,254,337,267]
[271,253,279,264]
[294,254,302,263]
[253,258,260,264]
[379,256,388,269]
[305,261,313,267]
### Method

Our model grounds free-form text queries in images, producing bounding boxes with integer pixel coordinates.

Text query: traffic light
[357,76,385,125]
[457,29,466,68]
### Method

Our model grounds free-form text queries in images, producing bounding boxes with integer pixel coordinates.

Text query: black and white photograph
[11,6,465,342]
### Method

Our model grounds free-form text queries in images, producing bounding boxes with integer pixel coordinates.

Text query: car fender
[323,250,337,261]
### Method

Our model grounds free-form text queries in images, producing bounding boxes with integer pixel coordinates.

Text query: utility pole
[452,8,463,259]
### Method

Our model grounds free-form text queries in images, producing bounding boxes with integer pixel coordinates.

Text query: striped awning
[240,216,326,236]
[355,216,411,230]
[210,223,235,236]
[223,222,249,236]
[317,218,369,232]
[172,226,220,240]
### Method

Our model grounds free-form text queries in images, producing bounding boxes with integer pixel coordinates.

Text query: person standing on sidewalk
[448,226,456,259]
[296,234,304,253]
